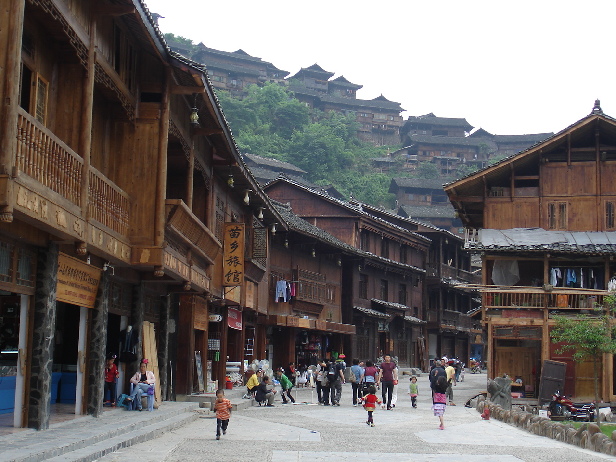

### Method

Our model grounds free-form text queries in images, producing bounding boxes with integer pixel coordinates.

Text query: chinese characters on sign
[56,253,102,309]
[228,307,243,330]
[223,223,244,286]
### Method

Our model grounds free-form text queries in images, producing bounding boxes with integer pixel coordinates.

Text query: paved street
[97,372,611,462]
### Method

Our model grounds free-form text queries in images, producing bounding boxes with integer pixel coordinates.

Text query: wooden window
[360,230,370,251]
[381,238,389,259]
[215,196,225,241]
[35,76,48,125]
[359,274,368,299]
[400,245,408,264]
[606,201,615,230]
[112,23,137,92]
[252,220,267,268]
[398,283,407,306]
[380,279,388,301]
[548,202,567,230]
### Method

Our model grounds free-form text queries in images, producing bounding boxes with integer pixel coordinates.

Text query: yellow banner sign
[223,223,244,286]
[56,253,101,308]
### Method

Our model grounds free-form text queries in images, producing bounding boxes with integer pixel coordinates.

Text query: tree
[550,293,616,423]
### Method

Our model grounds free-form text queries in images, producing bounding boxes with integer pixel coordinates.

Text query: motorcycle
[470,359,482,374]
[548,391,595,421]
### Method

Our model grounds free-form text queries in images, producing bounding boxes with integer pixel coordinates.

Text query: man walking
[429,359,446,396]
[328,358,345,406]
[378,354,398,410]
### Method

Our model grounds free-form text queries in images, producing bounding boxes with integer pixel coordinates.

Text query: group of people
[103,355,156,411]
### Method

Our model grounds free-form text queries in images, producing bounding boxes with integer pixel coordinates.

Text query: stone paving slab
[272,451,522,462]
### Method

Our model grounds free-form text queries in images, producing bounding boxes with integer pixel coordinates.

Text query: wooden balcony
[441,310,475,332]
[16,107,83,205]
[482,287,608,311]
[16,108,130,238]
[426,262,481,284]
[165,199,221,264]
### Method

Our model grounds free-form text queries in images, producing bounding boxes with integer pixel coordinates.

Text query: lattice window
[359,274,368,299]
[252,222,267,268]
[548,202,567,230]
[16,248,35,288]
[398,283,407,306]
[0,242,14,284]
[606,201,615,230]
[215,196,225,242]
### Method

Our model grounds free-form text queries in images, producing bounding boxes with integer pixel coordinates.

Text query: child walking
[360,385,381,427]
[214,389,232,440]
[409,375,419,408]
[103,355,119,407]
[432,375,448,430]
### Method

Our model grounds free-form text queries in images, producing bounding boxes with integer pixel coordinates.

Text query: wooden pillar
[486,319,493,380]
[157,294,171,400]
[177,295,195,395]
[129,283,145,383]
[79,16,96,216]
[217,309,229,390]
[186,145,194,209]
[86,270,109,417]
[28,242,58,430]
[0,0,25,175]
[154,68,171,247]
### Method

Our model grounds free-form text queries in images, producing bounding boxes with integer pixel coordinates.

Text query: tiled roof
[330,75,363,89]
[243,153,307,173]
[204,59,262,77]
[265,178,431,246]
[403,315,426,324]
[353,306,390,319]
[409,135,497,150]
[399,204,457,219]
[406,115,473,130]
[390,178,446,190]
[492,133,553,144]
[288,85,403,111]
[468,228,616,255]
[371,298,407,311]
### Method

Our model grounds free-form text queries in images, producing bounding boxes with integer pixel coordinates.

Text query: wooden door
[494,346,537,387]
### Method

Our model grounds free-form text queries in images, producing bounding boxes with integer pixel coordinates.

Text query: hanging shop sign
[228,307,243,330]
[209,314,223,322]
[223,223,244,286]
[56,253,101,309]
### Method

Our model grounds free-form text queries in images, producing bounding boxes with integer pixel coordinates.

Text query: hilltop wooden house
[445,101,616,401]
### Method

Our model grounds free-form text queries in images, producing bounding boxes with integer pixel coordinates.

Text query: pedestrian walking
[276,368,295,404]
[328,358,345,406]
[378,354,397,410]
[429,359,446,396]
[350,359,364,406]
[432,375,448,430]
[360,385,381,427]
[445,360,457,405]
[409,375,419,408]
[362,360,379,396]
[214,389,232,440]
[320,360,331,405]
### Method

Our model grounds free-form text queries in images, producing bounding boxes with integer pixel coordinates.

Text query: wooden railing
[16,108,130,237]
[16,107,83,204]
[88,166,130,236]
[483,287,608,310]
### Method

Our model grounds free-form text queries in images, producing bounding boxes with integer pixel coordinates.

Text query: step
[0,403,199,462]
[43,411,199,462]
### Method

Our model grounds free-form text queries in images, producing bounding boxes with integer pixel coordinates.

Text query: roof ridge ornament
[591,99,603,115]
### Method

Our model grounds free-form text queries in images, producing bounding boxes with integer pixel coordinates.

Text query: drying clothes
[491,260,520,286]
[565,269,577,287]
[290,282,296,297]
[608,277,616,292]
[275,280,288,302]
[580,269,584,288]
[550,268,562,286]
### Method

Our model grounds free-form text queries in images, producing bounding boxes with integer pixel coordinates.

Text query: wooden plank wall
[142,321,161,407]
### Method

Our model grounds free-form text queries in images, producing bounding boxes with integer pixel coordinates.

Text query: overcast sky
[145,0,615,135]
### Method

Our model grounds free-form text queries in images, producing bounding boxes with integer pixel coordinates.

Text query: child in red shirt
[359,385,381,427]
[214,389,232,440]
[104,356,119,406]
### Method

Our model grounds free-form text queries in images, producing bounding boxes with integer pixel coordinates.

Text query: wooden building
[444,101,616,401]
[389,178,463,234]
[287,64,404,146]
[264,178,430,367]
[0,0,283,430]
[469,129,554,159]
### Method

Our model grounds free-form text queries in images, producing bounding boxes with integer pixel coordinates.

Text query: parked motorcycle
[470,359,482,374]
[548,391,595,421]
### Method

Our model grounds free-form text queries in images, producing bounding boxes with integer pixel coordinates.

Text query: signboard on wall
[223,223,244,286]
[56,253,101,309]
[228,307,243,330]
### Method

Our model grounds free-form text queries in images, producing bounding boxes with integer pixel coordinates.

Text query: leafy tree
[550,293,616,423]
[414,162,440,179]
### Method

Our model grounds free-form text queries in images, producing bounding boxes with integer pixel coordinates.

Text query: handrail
[88,165,130,236]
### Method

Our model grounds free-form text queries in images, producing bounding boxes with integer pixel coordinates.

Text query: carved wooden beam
[93,4,136,16]
[192,127,224,137]
[171,85,206,95]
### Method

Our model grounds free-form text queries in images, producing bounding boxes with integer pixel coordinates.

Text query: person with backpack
[350,359,364,406]
[429,359,446,395]
[362,360,379,396]
[328,358,345,406]
[320,360,332,405]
